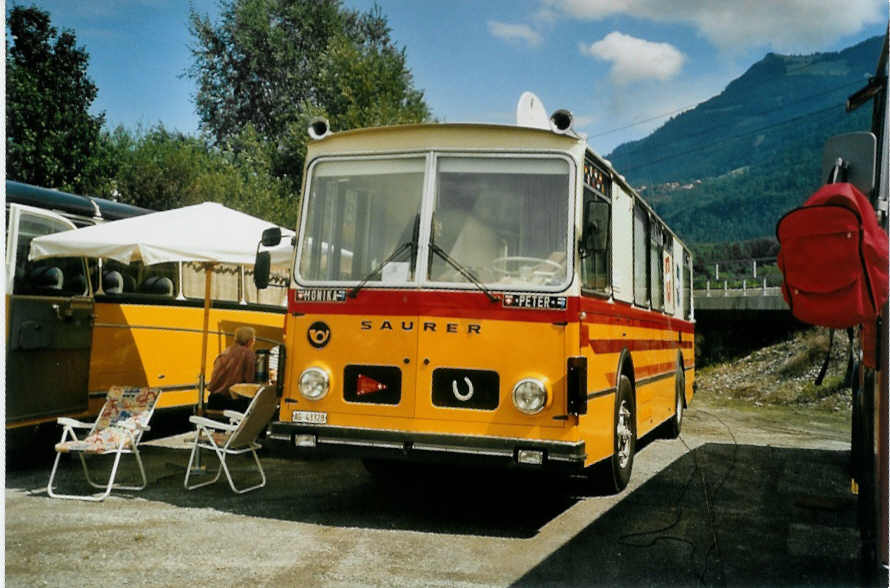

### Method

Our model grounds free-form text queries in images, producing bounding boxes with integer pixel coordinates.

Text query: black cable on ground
[616,410,740,586]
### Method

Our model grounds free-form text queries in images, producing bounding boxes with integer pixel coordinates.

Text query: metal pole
[192,262,215,473]
[239,265,248,305]
[176,261,186,300]
[198,263,214,414]
[753,259,757,279]
[95,258,105,295]
[715,263,719,280]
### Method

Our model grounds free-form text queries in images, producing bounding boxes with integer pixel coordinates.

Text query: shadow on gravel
[8,440,586,539]
[514,443,873,587]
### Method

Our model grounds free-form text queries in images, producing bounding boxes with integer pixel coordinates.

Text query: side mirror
[821,132,876,192]
[254,251,271,290]
[261,227,282,247]
[580,200,610,258]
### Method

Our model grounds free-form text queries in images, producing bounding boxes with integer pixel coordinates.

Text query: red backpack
[776,182,888,330]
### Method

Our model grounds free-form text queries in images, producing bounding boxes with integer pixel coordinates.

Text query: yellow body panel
[575,318,695,465]
[281,313,573,433]
[88,302,284,412]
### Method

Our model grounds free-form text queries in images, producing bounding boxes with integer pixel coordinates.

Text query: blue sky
[12,0,887,155]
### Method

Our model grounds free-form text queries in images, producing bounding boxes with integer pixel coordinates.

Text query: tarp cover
[29,202,294,267]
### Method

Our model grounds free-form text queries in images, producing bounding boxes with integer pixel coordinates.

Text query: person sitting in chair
[206,326,256,413]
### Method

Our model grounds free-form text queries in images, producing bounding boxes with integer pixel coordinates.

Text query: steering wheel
[490,256,563,279]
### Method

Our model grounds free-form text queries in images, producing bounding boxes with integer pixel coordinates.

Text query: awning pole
[198,263,214,413]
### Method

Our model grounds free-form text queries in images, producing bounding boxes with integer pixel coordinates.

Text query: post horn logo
[307,321,331,348]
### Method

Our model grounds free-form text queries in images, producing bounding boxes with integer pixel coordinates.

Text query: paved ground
[4,399,880,587]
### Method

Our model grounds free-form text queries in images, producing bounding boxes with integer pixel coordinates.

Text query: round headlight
[299,367,329,400]
[512,378,547,415]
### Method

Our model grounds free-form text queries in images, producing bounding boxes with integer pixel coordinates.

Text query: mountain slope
[605,36,882,244]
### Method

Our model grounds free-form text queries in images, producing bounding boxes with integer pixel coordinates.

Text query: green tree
[187,0,430,189]
[105,124,295,227]
[6,5,107,192]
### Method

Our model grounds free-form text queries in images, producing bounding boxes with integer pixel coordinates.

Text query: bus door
[5,204,93,426]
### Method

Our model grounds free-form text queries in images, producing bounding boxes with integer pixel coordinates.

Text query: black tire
[607,374,636,493]
[665,367,685,439]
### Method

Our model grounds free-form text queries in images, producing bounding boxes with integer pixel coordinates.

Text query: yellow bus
[257,104,694,490]
[5,181,287,435]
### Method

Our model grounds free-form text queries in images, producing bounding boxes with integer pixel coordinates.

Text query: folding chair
[184,384,277,494]
[47,386,161,501]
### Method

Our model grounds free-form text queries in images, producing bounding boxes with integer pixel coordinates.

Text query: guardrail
[696,281,783,297]
[693,256,782,296]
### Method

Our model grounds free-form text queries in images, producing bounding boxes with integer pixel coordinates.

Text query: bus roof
[305,122,586,158]
[6,180,152,222]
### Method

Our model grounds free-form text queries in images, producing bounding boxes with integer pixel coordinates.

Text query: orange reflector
[357,373,387,396]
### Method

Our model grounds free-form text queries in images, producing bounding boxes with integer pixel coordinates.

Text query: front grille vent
[431,368,499,410]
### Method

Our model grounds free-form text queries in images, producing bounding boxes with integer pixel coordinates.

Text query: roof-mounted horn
[308,117,332,140]
[549,109,574,134]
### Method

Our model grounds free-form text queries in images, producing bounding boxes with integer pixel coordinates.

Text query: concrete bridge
[694,284,788,313]
[692,270,797,363]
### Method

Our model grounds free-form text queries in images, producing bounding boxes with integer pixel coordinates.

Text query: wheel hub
[616,400,632,468]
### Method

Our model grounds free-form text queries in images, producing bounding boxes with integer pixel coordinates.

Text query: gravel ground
[4,389,875,587]
[697,327,856,411]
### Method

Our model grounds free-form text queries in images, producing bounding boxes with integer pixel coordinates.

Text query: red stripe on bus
[288,289,696,331]
[579,297,695,333]
[589,339,694,354]
[289,289,569,322]
[606,361,677,386]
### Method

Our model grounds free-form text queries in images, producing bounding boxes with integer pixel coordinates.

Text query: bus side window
[580,189,610,293]
[12,212,88,296]
[683,251,693,320]
[649,220,664,311]
[633,203,649,307]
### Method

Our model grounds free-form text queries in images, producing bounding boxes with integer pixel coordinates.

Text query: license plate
[292,410,327,424]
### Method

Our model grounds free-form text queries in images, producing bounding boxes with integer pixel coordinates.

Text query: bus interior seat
[102,270,124,294]
[138,276,174,296]
[29,266,64,291]
[122,274,137,293]
[68,274,87,295]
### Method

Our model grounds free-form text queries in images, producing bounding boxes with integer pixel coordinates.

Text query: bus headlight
[299,367,329,400]
[512,378,547,415]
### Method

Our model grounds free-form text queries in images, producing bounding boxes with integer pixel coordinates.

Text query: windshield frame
[294,150,576,294]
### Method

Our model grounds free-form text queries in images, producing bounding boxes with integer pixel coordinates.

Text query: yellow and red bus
[258,106,694,490]
[5,181,287,435]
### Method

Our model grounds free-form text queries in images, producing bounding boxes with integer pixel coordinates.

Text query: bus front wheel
[606,375,636,493]
[665,367,685,439]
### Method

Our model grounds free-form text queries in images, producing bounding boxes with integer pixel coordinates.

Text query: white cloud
[542,0,885,52]
[487,21,544,47]
[580,32,685,85]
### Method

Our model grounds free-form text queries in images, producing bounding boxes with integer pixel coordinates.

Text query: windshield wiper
[349,240,413,298]
[429,243,499,303]
[349,214,420,299]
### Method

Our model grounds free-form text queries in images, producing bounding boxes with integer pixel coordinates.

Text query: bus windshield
[299,157,425,283]
[298,154,571,290]
[430,156,570,288]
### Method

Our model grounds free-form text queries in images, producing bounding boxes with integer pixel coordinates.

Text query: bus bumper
[266,422,587,471]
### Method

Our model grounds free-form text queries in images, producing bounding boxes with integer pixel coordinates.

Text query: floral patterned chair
[47,386,161,501]
[184,384,277,494]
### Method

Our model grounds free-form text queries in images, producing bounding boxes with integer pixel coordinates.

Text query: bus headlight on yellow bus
[299,367,330,400]
[512,378,547,415]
